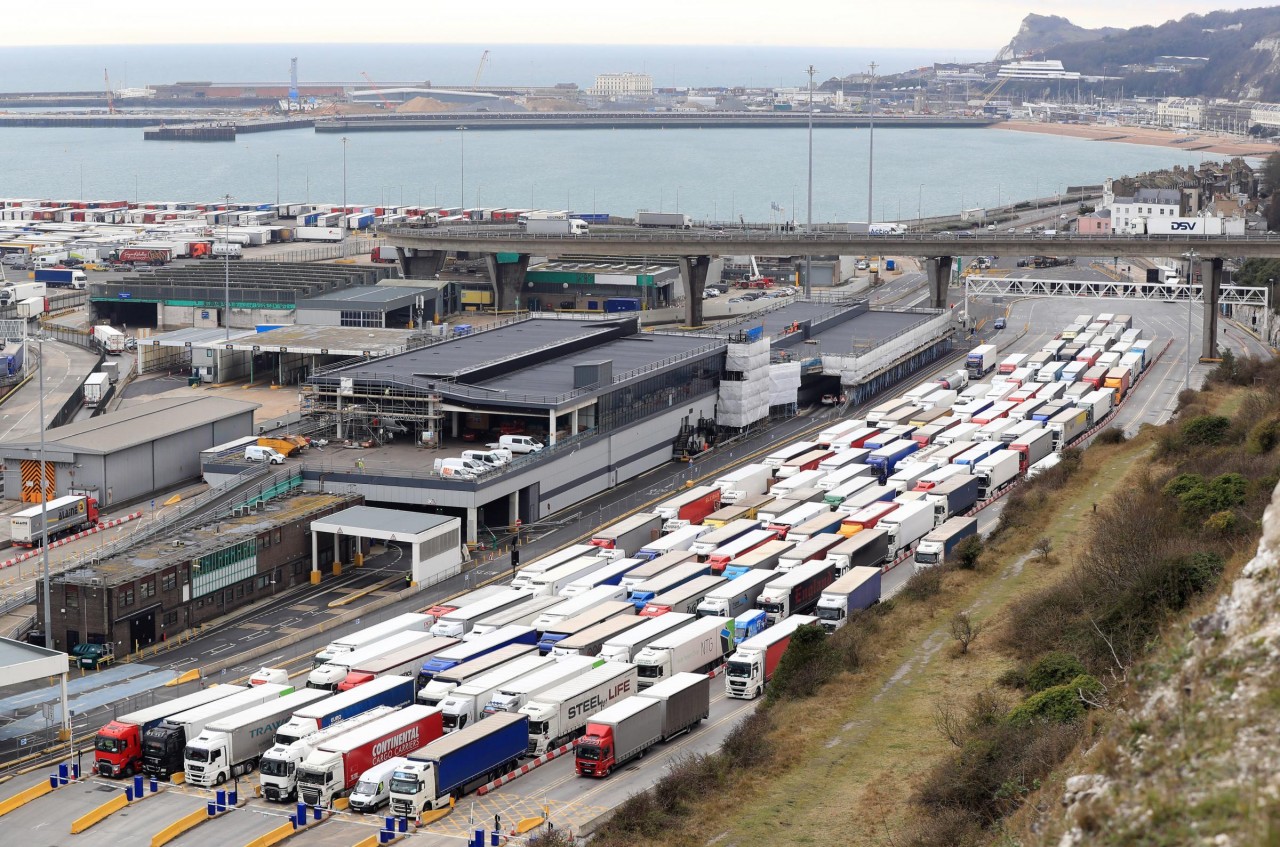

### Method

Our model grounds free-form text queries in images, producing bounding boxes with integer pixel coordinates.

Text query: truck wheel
[602,765,612,777]
[123,764,134,778]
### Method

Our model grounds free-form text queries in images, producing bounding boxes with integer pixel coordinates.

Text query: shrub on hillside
[1182,415,1233,446]
[900,564,945,602]
[1026,651,1087,692]
[1007,674,1101,727]
[953,535,984,570]
[765,623,839,705]
[720,710,776,769]
[1094,427,1127,445]
[1247,418,1280,454]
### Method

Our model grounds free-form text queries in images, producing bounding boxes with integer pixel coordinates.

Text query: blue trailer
[914,516,978,568]
[814,567,882,632]
[953,441,1004,469]
[418,625,538,686]
[4,344,24,376]
[867,439,919,481]
[576,213,610,224]
[389,712,528,815]
[274,675,417,746]
[605,297,641,313]
[731,609,768,645]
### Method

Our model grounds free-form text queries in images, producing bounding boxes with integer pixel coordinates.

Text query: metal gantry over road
[381,223,1280,334]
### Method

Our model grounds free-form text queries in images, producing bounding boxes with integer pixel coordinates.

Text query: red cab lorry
[94,685,247,778]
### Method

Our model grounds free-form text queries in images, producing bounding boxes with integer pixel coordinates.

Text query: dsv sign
[1170,221,1199,231]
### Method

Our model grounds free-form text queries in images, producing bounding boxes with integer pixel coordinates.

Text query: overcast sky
[0,1,1264,47]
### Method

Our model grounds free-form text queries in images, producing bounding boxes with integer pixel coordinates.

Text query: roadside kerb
[477,743,575,795]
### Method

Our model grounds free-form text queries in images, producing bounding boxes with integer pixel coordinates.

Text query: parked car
[993,317,1006,330]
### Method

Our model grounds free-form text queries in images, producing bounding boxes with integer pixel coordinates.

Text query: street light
[340,137,349,259]
[222,193,232,341]
[456,127,467,212]
[275,153,280,209]
[1184,250,1199,389]
[26,334,53,653]
[805,64,815,299]
[866,62,877,227]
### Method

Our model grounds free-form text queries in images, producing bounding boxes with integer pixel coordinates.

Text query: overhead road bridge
[315,112,998,133]
[380,224,1280,330]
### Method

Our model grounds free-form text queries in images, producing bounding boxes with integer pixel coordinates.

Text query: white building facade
[590,73,654,97]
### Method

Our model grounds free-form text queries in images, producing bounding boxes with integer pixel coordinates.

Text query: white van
[245,445,286,464]
[347,756,406,813]
[434,457,486,479]
[494,435,543,454]
[462,448,511,469]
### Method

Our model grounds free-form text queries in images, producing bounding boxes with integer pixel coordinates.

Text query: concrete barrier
[0,780,53,817]
[150,807,207,847]
[165,669,201,687]
[70,791,128,833]
[478,743,574,795]
[244,821,297,847]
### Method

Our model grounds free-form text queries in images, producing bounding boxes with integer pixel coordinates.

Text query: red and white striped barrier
[477,743,575,795]
[1,511,143,568]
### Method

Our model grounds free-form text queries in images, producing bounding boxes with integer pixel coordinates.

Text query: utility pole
[806,64,815,299]
[223,193,232,341]
[867,61,877,226]
[340,137,349,259]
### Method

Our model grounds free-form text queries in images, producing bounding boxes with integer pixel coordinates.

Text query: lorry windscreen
[815,606,841,621]
[577,743,602,760]
[184,746,210,763]
[636,663,662,679]
[389,774,418,795]
[260,757,291,777]
[297,768,326,786]
[96,736,122,753]
[726,661,753,679]
[527,720,550,736]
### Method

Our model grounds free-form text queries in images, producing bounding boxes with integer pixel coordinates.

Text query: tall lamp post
[805,64,815,299]
[222,193,232,341]
[456,127,467,213]
[33,335,52,653]
[340,137,349,259]
[866,61,877,226]
[1184,250,1198,389]
[275,154,280,210]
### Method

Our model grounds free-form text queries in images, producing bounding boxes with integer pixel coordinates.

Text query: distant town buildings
[996,60,1080,81]
[590,72,654,97]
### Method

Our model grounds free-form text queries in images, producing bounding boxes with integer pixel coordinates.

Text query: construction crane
[473,50,490,89]
[360,71,395,110]
[104,68,116,115]
[288,57,299,108]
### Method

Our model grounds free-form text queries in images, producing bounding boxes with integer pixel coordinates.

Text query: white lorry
[878,500,936,562]
[183,689,329,788]
[632,615,731,688]
[260,706,398,803]
[482,654,601,716]
[437,655,551,733]
[519,662,639,756]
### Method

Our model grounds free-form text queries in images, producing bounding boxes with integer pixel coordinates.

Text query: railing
[266,238,378,264]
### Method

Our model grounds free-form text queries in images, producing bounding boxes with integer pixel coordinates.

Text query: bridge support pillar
[398,248,448,279]
[1200,257,1223,361]
[484,253,530,312]
[925,256,953,310]
[677,256,711,327]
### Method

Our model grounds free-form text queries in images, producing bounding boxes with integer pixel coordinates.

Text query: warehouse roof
[0,637,67,687]
[310,505,455,540]
[298,285,437,309]
[0,396,259,456]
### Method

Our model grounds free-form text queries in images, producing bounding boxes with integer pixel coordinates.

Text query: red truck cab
[576,722,616,776]
[95,721,143,777]
[337,671,374,691]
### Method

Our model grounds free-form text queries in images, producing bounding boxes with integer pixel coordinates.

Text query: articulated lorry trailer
[815,567,883,632]
[575,672,711,778]
[437,655,551,733]
[297,705,445,807]
[95,686,247,778]
[183,688,328,788]
[823,529,889,576]
[10,494,100,547]
[308,632,450,691]
[725,615,819,699]
[695,568,778,618]
[482,655,602,715]
[633,615,731,688]
[519,662,639,755]
[313,612,431,667]
[389,713,529,817]
[419,641,539,705]
[596,613,695,664]
[260,707,398,802]
[914,516,979,569]
[712,463,772,504]
[755,560,836,625]
[273,676,415,749]
[654,484,722,531]
[589,512,663,558]
[143,684,291,780]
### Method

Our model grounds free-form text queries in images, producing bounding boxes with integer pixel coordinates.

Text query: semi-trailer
[654,484,722,531]
[635,524,711,561]
[95,686,247,778]
[755,560,836,624]
[143,683,290,780]
[688,518,763,557]
[712,463,771,504]
[967,344,998,379]
[639,575,727,617]
[388,712,529,816]
[823,529,889,576]
[465,596,565,639]
[815,566,883,632]
[550,616,647,658]
[261,707,397,802]
[519,662,640,755]
[418,640,539,704]
[974,450,1021,499]
[879,501,935,562]
[1103,366,1132,403]
[33,268,87,289]
[561,558,646,596]
[838,500,900,536]
[700,504,753,529]
[483,655,602,715]
[525,555,620,596]
[626,562,708,609]
[538,600,636,652]
[588,512,662,558]
[437,655,551,733]
[868,439,920,481]
[420,585,508,626]
[1047,407,1089,450]
[785,510,846,544]
[575,672,711,778]
[777,533,845,571]
[596,613,695,664]
[721,539,794,579]
[429,589,534,638]
[533,585,628,629]
[695,569,778,618]
[732,609,769,645]
[704,529,781,573]
[183,688,329,788]
[91,324,126,354]
[1077,388,1114,428]
[9,494,100,546]
[817,462,874,491]
[273,676,417,749]
[509,544,599,590]
[308,631,450,691]
[313,612,431,667]
[297,705,445,807]
[764,501,830,538]
[636,211,693,229]
[923,475,981,525]
[617,550,699,592]
[725,615,820,699]
[914,517,979,568]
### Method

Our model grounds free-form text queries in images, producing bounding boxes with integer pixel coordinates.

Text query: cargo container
[417,628,539,693]
[82,372,109,407]
[184,688,328,788]
[923,475,980,525]
[998,353,1027,375]
[295,226,344,241]
[1008,427,1054,472]
[838,500,899,537]
[720,539,794,579]
[914,516,979,568]
[695,568,779,617]
[688,518,763,557]
[561,558,645,596]
[625,561,706,609]
[635,524,711,561]
[524,555,618,597]
[589,513,662,558]
[703,529,779,575]
[864,425,918,450]
[314,612,431,667]
[261,707,397,802]
[764,501,831,539]
[912,464,967,491]
[835,484,897,517]
[953,440,1005,469]
[639,575,726,617]
[654,485,721,531]
[822,476,876,509]
[143,684,290,780]
[762,441,819,469]
[974,449,1021,498]
[886,461,940,493]
[520,662,639,755]
[309,631,451,691]
[423,586,513,626]
[817,419,866,447]
[879,501,935,562]
[936,422,981,446]
[699,503,754,530]
[576,673,710,777]
[818,450,872,477]
[815,566,882,632]
[756,560,836,624]
[275,677,417,748]
[9,494,100,546]
[1077,388,1114,428]
[712,463,772,503]
[466,596,565,639]
[633,615,731,687]
[839,427,883,450]
[428,589,535,639]
[1104,366,1132,403]
[483,655,602,715]
[867,439,920,480]
[438,655,551,733]
[299,705,444,807]
[95,686,247,778]
[538,600,636,652]
[389,712,528,815]
[725,615,819,699]
[617,550,699,592]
